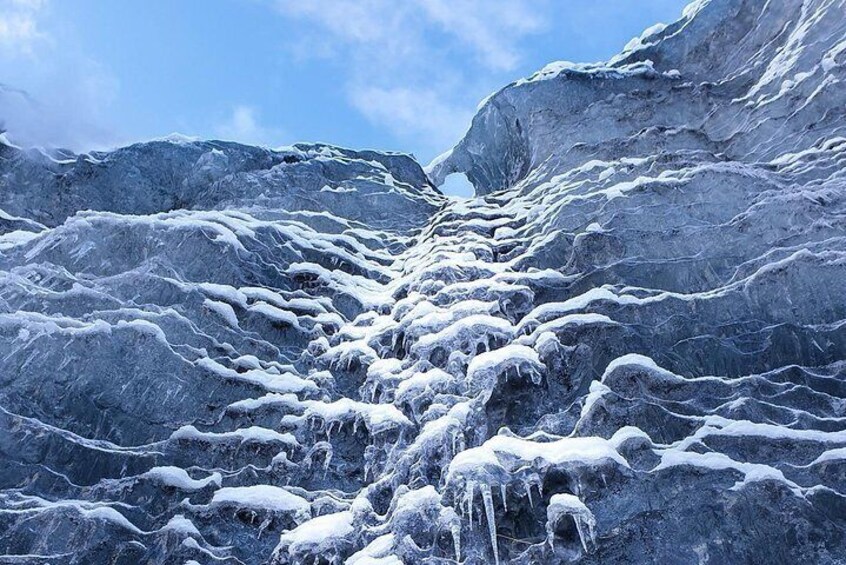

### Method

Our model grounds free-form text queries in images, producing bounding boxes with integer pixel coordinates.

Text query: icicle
[258,515,272,539]
[466,481,475,526]
[546,494,597,555]
[530,367,542,385]
[451,523,461,562]
[386,429,403,460]
[527,482,534,508]
[481,484,500,565]
[500,484,508,513]
[410,400,421,425]
[587,515,596,546]
[574,517,588,552]
[363,447,373,481]
[323,448,332,477]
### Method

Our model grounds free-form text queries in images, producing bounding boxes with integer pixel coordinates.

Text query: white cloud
[416,0,543,71]
[213,105,285,147]
[278,0,543,72]
[282,1,411,47]
[273,0,548,157]
[0,58,119,150]
[0,0,120,150]
[0,0,46,56]
[350,86,473,154]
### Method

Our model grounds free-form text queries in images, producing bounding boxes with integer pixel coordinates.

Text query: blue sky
[0,0,690,164]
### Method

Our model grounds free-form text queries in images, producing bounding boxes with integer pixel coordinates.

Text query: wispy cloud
[213,105,285,147]
[416,0,544,71]
[350,86,474,154]
[279,0,544,71]
[274,0,548,157]
[0,0,120,150]
[0,0,45,57]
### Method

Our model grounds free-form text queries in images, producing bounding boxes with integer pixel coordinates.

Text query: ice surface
[209,486,311,517]
[546,493,596,552]
[1,1,845,563]
[141,466,222,491]
[274,510,354,561]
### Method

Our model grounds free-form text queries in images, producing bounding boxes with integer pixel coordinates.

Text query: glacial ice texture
[1,0,846,563]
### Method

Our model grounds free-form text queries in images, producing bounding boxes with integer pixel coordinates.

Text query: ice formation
[1,0,846,563]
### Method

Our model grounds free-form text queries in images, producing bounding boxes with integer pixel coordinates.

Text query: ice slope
[0,139,440,232]
[1,0,845,563]
[428,0,846,195]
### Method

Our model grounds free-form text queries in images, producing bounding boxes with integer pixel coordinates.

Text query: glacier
[1,0,846,563]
